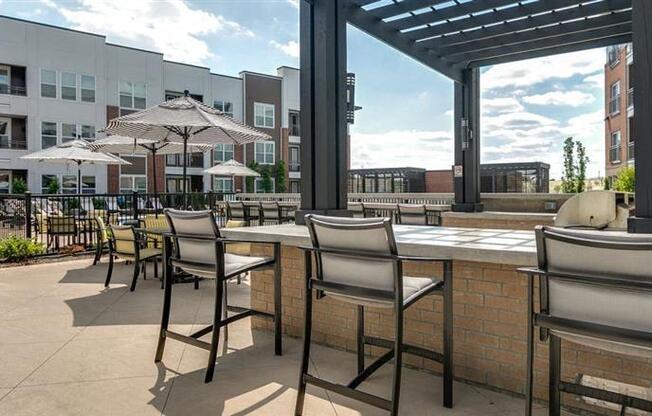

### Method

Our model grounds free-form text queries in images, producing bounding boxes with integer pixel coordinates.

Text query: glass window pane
[134,82,146,98]
[265,106,274,117]
[41,121,56,136]
[255,115,265,126]
[61,87,76,100]
[81,89,95,102]
[224,102,233,114]
[62,72,76,87]
[81,75,94,89]
[134,177,147,190]
[81,125,95,139]
[41,69,56,85]
[134,96,146,109]
[119,94,132,108]
[62,123,76,142]
[119,81,132,95]
[41,84,56,98]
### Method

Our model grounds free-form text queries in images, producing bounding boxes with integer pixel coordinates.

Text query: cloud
[583,73,604,89]
[482,97,524,114]
[351,130,452,170]
[270,40,299,59]
[482,49,604,91]
[287,0,299,8]
[523,91,596,107]
[49,0,254,65]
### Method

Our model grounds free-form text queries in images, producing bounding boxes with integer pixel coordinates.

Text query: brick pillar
[147,154,166,193]
[106,105,120,193]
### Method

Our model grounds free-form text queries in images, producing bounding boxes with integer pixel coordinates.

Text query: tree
[246,161,258,193]
[11,177,27,194]
[614,166,635,193]
[259,166,273,193]
[275,160,286,193]
[575,141,589,193]
[561,137,576,193]
[47,177,60,194]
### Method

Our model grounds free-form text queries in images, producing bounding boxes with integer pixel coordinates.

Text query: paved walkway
[0,258,559,415]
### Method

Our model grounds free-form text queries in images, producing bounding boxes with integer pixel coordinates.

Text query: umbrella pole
[77,162,81,194]
[182,128,188,208]
[152,148,158,218]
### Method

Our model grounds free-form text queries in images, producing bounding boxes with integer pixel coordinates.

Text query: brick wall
[147,154,165,193]
[425,169,453,193]
[249,244,652,414]
[441,215,554,230]
[106,106,120,193]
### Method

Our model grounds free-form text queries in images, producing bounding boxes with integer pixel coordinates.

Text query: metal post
[182,129,189,209]
[297,0,349,223]
[628,0,652,233]
[24,191,32,239]
[132,191,138,220]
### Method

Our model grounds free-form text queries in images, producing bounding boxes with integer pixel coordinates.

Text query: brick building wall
[425,169,453,193]
[249,244,652,414]
[604,46,631,179]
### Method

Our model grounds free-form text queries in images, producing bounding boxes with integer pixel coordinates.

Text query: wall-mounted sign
[454,165,463,178]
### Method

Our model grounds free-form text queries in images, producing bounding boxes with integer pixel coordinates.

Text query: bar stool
[260,201,281,225]
[520,226,652,416]
[226,201,248,225]
[155,209,282,383]
[295,215,453,416]
[397,204,428,225]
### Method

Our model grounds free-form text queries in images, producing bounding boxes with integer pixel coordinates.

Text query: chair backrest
[109,225,137,255]
[537,226,652,334]
[261,202,280,220]
[95,216,109,243]
[349,202,365,218]
[306,214,398,293]
[398,204,427,225]
[48,216,77,235]
[165,209,220,265]
[227,201,246,221]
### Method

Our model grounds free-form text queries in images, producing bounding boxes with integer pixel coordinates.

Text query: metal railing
[0,137,28,150]
[289,162,301,172]
[0,85,27,96]
[628,88,634,109]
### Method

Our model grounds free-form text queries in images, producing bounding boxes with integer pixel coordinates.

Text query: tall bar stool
[397,204,428,225]
[260,201,281,225]
[226,201,248,225]
[521,226,652,416]
[155,209,282,383]
[295,215,453,416]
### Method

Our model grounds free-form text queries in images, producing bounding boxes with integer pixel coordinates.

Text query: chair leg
[390,305,404,416]
[194,276,199,290]
[105,247,114,287]
[443,261,454,408]
[549,334,561,416]
[357,305,365,374]
[274,244,283,356]
[223,280,229,342]
[143,261,147,280]
[130,260,140,292]
[93,242,101,265]
[204,279,224,383]
[154,259,158,279]
[294,285,313,416]
[155,254,173,362]
[526,277,534,416]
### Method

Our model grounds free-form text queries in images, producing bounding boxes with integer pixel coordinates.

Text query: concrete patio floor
[0,258,562,416]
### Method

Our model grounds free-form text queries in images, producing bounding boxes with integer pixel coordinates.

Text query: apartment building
[0,15,301,194]
[604,43,634,183]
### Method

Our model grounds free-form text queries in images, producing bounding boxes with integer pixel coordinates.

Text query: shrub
[47,177,60,194]
[11,177,27,194]
[0,236,45,262]
[613,166,635,193]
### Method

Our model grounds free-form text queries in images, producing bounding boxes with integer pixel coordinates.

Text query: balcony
[0,137,27,150]
[0,65,27,97]
[289,162,300,172]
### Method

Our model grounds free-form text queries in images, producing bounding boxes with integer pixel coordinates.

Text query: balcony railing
[628,88,634,109]
[609,95,621,115]
[0,137,27,150]
[0,85,27,96]
[289,162,300,172]
[629,141,635,160]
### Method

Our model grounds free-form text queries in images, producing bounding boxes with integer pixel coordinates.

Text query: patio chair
[260,201,281,225]
[47,216,78,250]
[295,215,453,416]
[397,204,428,225]
[226,201,247,224]
[155,209,282,383]
[93,216,110,265]
[106,224,161,291]
[520,226,652,416]
[349,201,366,218]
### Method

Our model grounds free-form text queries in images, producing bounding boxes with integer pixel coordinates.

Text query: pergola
[298,0,652,233]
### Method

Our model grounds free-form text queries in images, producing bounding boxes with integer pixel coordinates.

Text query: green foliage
[0,236,45,262]
[275,160,286,193]
[259,166,273,193]
[11,177,27,194]
[613,166,635,193]
[560,137,590,193]
[575,141,588,193]
[246,161,259,193]
[46,177,60,194]
[604,176,611,190]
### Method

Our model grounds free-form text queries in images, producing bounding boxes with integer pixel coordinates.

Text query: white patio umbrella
[103,91,271,201]
[203,159,261,177]
[88,135,213,203]
[20,140,130,193]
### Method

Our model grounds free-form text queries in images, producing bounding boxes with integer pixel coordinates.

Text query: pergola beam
[422,0,631,51]
[405,0,595,41]
[346,2,464,83]
[364,0,455,20]
[451,20,632,64]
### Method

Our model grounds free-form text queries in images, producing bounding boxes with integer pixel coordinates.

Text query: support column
[628,0,652,233]
[452,68,483,212]
[297,0,349,224]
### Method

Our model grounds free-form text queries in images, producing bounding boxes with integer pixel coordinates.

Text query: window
[62,123,77,143]
[0,117,10,149]
[254,177,275,193]
[214,100,234,117]
[289,110,300,136]
[0,65,9,95]
[80,75,95,103]
[41,121,57,149]
[41,175,57,193]
[254,102,274,128]
[61,175,77,194]
[120,81,146,113]
[61,72,77,101]
[289,145,300,171]
[81,125,95,141]
[213,177,233,193]
[289,180,300,193]
[120,155,147,193]
[82,175,96,194]
[165,153,204,168]
[0,171,10,193]
[254,141,275,164]
[610,131,622,163]
[41,69,57,98]
[609,81,621,115]
[213,143,234,163]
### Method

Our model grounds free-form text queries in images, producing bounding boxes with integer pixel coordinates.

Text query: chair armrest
[396,254,451,263]
[299,246,450,263]
[517,267,546,276]
[221,238,280,246]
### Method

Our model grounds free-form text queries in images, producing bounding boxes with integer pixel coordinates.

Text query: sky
[1,0,607,179]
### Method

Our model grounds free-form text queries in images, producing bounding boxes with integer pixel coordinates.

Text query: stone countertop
[221,224,538,266]
[441,211,555,221]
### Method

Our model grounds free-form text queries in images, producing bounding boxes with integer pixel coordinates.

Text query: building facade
[604,43,634,183]
[0,15,301,194]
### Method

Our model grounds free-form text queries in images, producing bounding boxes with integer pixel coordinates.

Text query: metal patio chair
[106,224,161,291]
[47,215,78,250]
[260,201,281,225]
[93,216,110,265]
[397,204,428,225]
[520,226,652,416]
[226,201,248,225]
[155,209,282,383]
[295,215,453,416]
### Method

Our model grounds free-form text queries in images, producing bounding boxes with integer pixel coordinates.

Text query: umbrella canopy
[20,139,130,193]
[204,159,260,177]
[88,135,213,155]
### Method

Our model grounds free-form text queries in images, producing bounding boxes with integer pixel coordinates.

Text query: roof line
[239,70,283,80]
[210,72,244,81]
[163,60,210,70]
[106,42,163,55]
[0,14,105,39]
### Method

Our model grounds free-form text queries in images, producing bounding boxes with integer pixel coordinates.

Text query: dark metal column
[452,68,483,212]
[297,0,349,224]
[628,0,652,233]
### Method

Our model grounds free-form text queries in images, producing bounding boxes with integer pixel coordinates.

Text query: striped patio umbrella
[103,91,271,202]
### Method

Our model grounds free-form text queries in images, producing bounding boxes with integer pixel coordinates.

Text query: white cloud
[482,49,604,91]
[482,97,524,114]
[583,73,604,89]
[351,130,452,170]
[444,109,453,117]
[287,0,299,8]
[49,0,254,66]
[270,40,299,59]
[523,91,596,107]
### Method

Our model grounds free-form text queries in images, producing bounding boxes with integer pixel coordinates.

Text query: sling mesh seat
[295,214,453,416]
[520,226,652,416]
[397,204,428,225]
